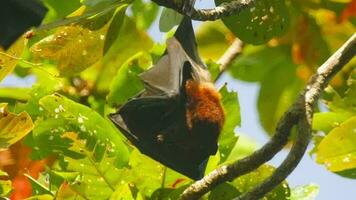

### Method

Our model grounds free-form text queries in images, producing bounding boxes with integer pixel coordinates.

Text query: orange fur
[185,80,225,132]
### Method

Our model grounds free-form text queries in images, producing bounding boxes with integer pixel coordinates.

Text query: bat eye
[156,134,165,143]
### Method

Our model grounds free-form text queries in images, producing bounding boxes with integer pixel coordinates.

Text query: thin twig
[151,0,255,21]
[215,38,244,81]
[236,33,356,200]
[179,33,356,200]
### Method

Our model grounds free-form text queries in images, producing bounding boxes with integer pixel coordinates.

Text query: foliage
[0,0,355,199]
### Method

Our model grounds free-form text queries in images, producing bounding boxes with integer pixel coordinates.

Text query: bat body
[110,18,224,180]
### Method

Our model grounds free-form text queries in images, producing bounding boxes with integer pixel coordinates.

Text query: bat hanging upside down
[110,17,225,180]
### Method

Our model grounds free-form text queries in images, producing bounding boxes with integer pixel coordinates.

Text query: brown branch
[151,0,255,21]
[179,33,356,200]
[236,33,356,200]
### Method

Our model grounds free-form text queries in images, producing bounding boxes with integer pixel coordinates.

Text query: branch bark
[179,34,356,200]
[151,0,255,21]
[236,33,356,200]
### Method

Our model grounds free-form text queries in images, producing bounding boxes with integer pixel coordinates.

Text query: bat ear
[174,17,204,66]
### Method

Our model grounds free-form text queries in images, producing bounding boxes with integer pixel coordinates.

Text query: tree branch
[236,33,356,200]
[179,34,356,200]
[151,0,255,21]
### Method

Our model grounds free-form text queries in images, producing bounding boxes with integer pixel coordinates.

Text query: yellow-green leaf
[316,116,356,172]
[0,37,26,82]
[31,26,106,76]
[0,103,34,150]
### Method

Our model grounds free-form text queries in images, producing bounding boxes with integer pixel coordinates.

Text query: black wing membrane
[110,18,209,180]
[0,0,47,49]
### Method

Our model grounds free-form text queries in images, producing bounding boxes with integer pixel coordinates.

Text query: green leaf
[0,103,34,150]
[215,0,290,44]
[316,116,356,172]
[0,87,31,101]
[159,8,183,32]
[206,60,221,81]
[96,17,153,92]
[0,170,11,197]
[107,53,145,106]
[25,174,54,196]
[31,26,106,76]
[43,0,81,20]
[103,4,128,54]
[0,37,26,82]
[196,21,231,61]
[110,183,144,200]
[229,45,284,82]
[312,112,353,133]
[54,135,124,199]
[328,73,356,113]
[218,85,240,163]
[131,0,159,29]
[37,94,130,167]
[118,149,166,196]
[25,194,54,200]
[290,184,319,200]
[79,8,116,31]
[254,46,302,134]
[28,118,84,160]
[15,69,62,118]
[232,164,291,199]
[209,183,241,200]
[225,134,257,164]
[82,0,118,7]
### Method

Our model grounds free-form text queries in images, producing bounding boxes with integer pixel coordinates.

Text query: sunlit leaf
[15,69,62,118]
[43,0,81,20]
[34,94,130,167]
[218,85,240,163]
[196,21,232,60]
[232,164,291,199]
[107,53,146,106]
[229,45,285,82]
[255,46,303,134]
[25,174,53,196]
[26,194,54,200]
[215,0,290,44]
[209,183,241,200]
[150,185,189,200]
[96,17,153,92]
[0,87,31,101]
[316,116,356,172]
[103,4,128,54]
[225,134,257,164]
[53,132,124,199]
[312,111,353,133]
[31,26,106,76]
[290,184,319,200]
[110,183,136,199]
[82,0,118,7]
[0,103,34,150]
[118,149,166,196]
[0,37,26,82]
[0,170,11,197]
[131,0,159,29]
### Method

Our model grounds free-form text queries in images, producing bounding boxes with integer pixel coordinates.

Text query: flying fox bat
[109,17,225,180]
